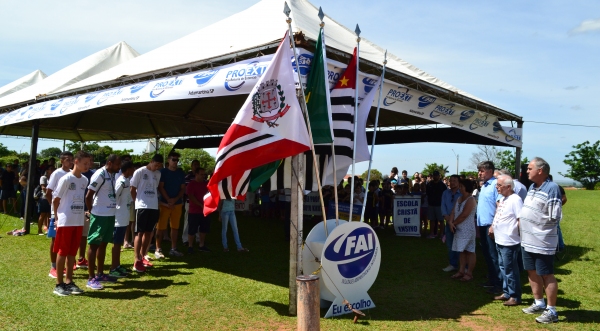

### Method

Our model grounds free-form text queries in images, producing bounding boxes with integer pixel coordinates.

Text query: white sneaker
[154,250,165,259]
[442,265,457,272]
[169,249,183,257]
[144,254,154,261]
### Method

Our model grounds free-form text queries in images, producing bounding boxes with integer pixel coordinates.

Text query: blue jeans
[478,225,501,288]
[496,243,521,301]
[221,210,242,250]
[445,222,459,268]
[557,222,565,251]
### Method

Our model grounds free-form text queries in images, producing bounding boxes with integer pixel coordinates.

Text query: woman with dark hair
[449,178,477,281]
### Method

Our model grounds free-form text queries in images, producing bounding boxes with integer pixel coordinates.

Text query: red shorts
[53,226,83,256]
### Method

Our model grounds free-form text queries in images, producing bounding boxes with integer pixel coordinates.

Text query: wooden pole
[289,153,304,315]
[297,275,320,331]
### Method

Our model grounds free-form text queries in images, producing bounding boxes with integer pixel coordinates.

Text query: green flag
[305,28,333,144]
[248,159,282,192]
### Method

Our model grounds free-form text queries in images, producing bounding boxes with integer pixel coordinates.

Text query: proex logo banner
[150,77,183,98]
[383,87,413,106]
[321,222,381,318]
[224,61,268,92]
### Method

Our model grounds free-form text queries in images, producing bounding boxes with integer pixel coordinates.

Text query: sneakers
[65,282,84,295]
[49,267,58,279]
[144,254,154,261]
[169,249,183,257]
[53,283,71,296]
[133,260,147,273]
[442,265,456,272]
[522,303,546,314]
[116,265,131,275]
[198,246,211,252]
[109,268,128,278]
[76,257,89,269]
[187,247,195,255]
[96,273,117,283]
[154,249,165,260]
[142,258,153,267]
[86,277,104,290]
[536,309,559,324]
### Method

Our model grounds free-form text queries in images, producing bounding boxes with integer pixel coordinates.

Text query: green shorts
[88,214,116,245]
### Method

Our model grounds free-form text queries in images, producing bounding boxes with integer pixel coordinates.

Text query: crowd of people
[346,159,564,324]
[1,151,248,297]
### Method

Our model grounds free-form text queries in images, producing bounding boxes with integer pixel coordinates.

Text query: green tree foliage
[39,147,63,158]
[361,169,383,182]
[0,142,13,158]
[496,150,529,175]
[560,140,600,190]
[421,163,450,177]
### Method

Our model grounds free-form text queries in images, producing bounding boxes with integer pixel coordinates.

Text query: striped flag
[305,27,333,144]
[203,32,311,216]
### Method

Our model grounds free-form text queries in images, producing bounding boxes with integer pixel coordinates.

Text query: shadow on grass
[255,301,290,316]
[108,279,190,291]
[562,309,600,323]
[85,290,167,300]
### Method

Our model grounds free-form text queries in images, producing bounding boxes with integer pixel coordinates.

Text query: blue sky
[0,0,598,181]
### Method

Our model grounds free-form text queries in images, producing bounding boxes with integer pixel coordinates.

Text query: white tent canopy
[0,42,139,109]
[0,70,47,99]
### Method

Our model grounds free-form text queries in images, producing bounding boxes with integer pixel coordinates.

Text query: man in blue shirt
[156,152,186,258]
[441,175,461,272]
[477,161,501,293]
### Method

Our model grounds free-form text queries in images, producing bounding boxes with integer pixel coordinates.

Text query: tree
[176,148,216,173]
[0,142,14,158]
[421,163,450,177]
[361,169,383,182]
[470,145,501,168]
[496,149,529,175]
[560,140,600,190]
[40,147,63,158]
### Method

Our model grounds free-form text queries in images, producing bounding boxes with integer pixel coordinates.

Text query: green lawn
[0,190,599,330]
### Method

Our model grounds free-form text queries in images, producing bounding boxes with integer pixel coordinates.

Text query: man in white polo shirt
[490,174,523,307]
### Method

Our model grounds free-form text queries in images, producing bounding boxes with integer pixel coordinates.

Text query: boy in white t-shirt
[45,152,74,279]
[51,151,91,296]
[130,154,164,273]
[109,161,135,278]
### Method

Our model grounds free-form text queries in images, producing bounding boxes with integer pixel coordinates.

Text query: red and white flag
[203,32,311,216]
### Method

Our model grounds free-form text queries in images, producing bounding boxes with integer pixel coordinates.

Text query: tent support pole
[514,121,523,179]
[23,120,39,234]
[289,153,303,315]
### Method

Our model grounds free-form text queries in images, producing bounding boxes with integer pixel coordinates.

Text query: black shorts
[38,199,51,213]
[188,213,210,235]
[521,247,554,275]
[135,209,159,233]
[0,189,16,200]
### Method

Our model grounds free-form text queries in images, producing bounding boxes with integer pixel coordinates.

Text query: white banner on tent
[393,196,421,237]
[0,48,521,148]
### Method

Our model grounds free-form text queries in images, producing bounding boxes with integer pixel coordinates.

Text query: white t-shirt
[130,167,161,210]
[47,168,70,215]
[492,193,523,246]
[115,174,133,227]
[55,173,88,227]
[88,168,117,216]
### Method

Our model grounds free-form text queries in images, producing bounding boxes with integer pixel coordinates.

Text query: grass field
[0,190,599,330]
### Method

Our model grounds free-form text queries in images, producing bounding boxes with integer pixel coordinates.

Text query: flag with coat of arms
[203,31,311,216]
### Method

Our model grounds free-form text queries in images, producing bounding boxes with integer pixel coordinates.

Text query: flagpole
[348,25,361,222]
[284,2,329,238]
[360,51,387,222]
[317,9,339,226]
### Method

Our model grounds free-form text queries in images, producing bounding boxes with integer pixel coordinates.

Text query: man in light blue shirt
[441,175,461,272]
[477,161,501,293]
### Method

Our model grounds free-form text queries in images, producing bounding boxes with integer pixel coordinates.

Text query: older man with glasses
[489,175,523,307]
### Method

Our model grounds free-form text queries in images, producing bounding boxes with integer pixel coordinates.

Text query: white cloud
[570,18,600,35]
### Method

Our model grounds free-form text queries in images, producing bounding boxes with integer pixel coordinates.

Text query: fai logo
[225,61,267,92]
[59,97,79,114]
[150,77,183,98]
[430,103,455,118]
[459,110,475,121]
[418,95,436,108]
[469,114,490,130]
[323,226,376,279]
[130,82,150,94]
[363,77,378,93]
[251,79,290,127]
[26,102,48,119]
[383,87,413,106]
[194,69,219,86]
